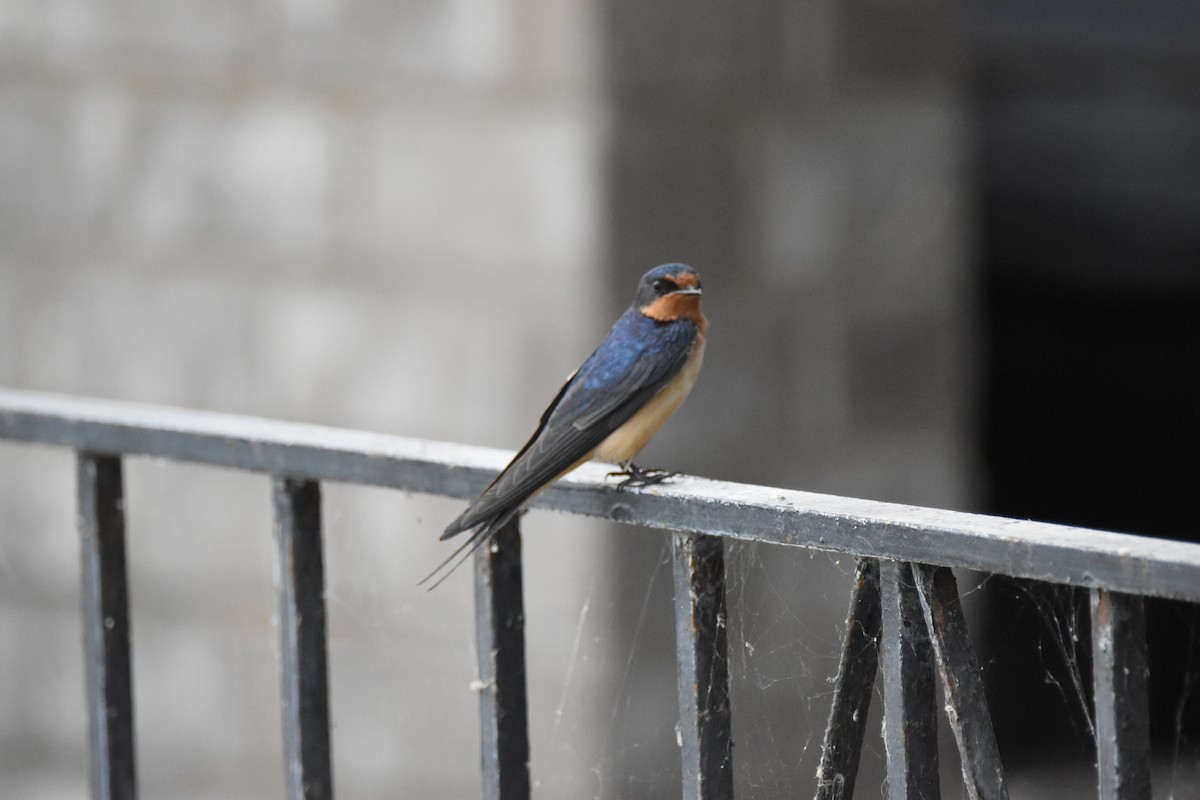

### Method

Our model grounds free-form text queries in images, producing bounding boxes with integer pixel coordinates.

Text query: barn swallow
[423,263,706,587]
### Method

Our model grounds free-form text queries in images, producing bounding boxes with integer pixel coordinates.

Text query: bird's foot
[607,463,678,490]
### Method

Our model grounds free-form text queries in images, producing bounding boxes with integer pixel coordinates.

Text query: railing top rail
[2,387,1197,603]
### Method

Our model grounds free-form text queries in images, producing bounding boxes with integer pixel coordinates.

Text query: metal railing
[2,387,1196,800]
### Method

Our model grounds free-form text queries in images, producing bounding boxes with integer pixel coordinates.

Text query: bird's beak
[670,287,702,296]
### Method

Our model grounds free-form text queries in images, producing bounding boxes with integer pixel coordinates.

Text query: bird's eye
[651,279,665,292]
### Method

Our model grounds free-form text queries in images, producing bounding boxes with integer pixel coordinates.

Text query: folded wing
[442,313,697,539]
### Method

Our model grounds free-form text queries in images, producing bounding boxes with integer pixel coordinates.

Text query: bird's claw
[607,463,678,490]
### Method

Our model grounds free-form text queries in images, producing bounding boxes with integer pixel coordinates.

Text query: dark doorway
[975,0,1200,765]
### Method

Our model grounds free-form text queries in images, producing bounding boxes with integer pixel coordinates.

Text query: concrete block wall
[596,0,975,794]
[0,2,614,798]
[0,1,975,798]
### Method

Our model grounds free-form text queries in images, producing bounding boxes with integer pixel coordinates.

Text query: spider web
[1,458,1198,799]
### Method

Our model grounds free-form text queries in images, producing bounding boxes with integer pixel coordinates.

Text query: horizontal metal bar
[3,389,1200,602]
[78,452,138,800]
[474,518,531,800]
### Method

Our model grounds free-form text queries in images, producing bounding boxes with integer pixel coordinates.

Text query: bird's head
[634,263,705,327]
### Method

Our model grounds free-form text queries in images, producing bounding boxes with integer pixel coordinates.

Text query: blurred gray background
[1,1,1197,798]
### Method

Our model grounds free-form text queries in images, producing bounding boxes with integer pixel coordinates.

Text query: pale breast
[593,332,706,465]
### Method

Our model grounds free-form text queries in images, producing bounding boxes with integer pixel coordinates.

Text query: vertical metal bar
[815,558,882,800]
[273,478,334,800]
[672,532,733,800]
[78,452,137,800]
[879,560,939,800]
[1091,589,1152,800]
[474,518,531,800]
[912,564,1008,800]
